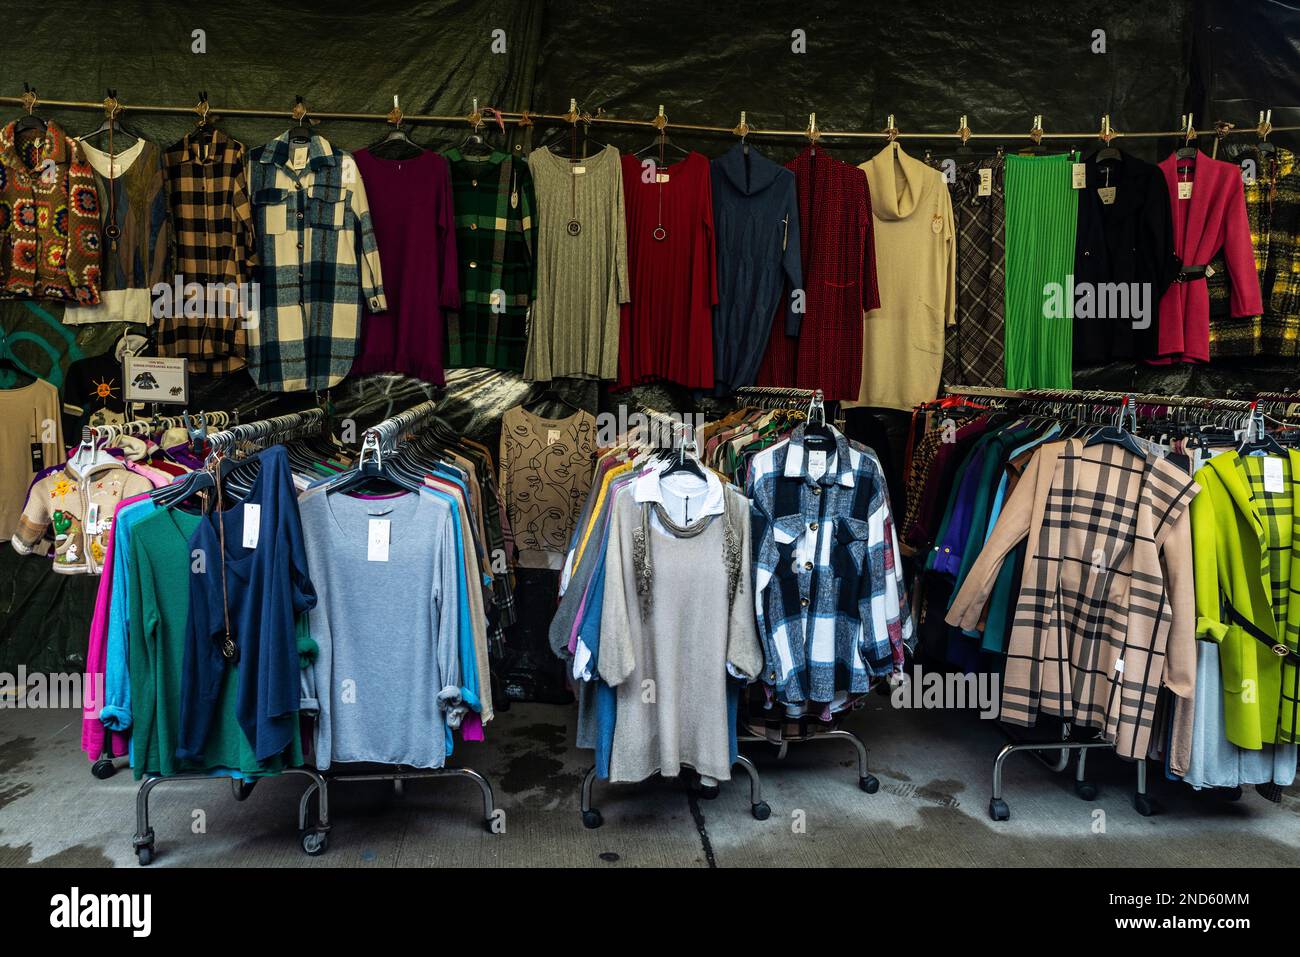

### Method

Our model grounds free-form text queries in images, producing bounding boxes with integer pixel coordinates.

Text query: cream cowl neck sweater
[849,145,956,411]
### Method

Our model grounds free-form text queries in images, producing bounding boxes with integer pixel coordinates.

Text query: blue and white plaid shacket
[749,425,912,708]
[245,132,386,392]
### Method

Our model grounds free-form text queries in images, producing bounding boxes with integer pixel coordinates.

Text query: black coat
[1073,150,1180,363]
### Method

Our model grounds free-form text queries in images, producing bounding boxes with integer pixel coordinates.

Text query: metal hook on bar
[387,94,403,127]
[884,114,899,143]
[733,110,749,138]
[807,112,820,144]
[957,114,972,145]
[1258,109,1273,142]
[1030,114,1044,145]
[652,103,668,131]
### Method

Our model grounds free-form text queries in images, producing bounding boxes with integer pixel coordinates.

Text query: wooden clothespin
[652,104,668,131]
[1099,114,1118,144]
[387,94,403,127]
[468,97,483,131]
[563,98,580,125]
[732,110,750,138]
[1182,113,1196,144]
[806,112,820,151]
[884,114,899,143]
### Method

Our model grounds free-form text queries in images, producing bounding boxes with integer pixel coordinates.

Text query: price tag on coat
[546,429,561,445]
[342,161,356,184]
[242,503,261,549]
[291,146,308,171]
[571,166,586,175]
[368,518,391,562]
[1178,181,1193,200]
[808,450,827,481]
[1264,457,1285,493]
[1072,163,1087,189]
[1097,186,1117,205]
[978,168,992,196]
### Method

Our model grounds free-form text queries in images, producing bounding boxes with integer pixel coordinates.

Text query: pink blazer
[1154,151,1262,363]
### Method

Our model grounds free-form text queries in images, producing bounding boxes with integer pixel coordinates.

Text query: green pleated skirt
[1003,154,1079,389]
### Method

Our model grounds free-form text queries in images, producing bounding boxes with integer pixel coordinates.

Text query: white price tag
[1115,658,1125,675]
[808,450,827,481]
[571,166,586,175]
[292,146,308,170]
[1205,264,1215,278]
[656,172,670,183]
[368,518,391,562]
[86,503,100,535]
[242,503,261,549]
[1097,186,1117,205]
[1178,181,1193,200]
[341,160,356,184]
[1264,457,1285,494]
[546,428,561,446]
[1072,163,1087,189]
[978,168,992,197]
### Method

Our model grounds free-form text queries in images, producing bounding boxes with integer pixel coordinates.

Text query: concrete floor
[1,696,1297,867]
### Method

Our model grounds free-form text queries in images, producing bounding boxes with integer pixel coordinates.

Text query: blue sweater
[178,446,317,762]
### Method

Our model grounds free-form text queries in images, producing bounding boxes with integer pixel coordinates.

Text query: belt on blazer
[1174,264,1208,282]
[1223,600,1300,663]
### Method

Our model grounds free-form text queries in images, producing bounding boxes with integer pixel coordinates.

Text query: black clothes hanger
[523,384,583,417]
[287,96,313,145]
[14,84,46,134]
[1085,397,1147,458]
[81,90,140,151]
[368,123,424,160]
[1238,406,1286,456]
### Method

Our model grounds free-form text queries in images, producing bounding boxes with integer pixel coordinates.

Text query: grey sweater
[300,488,462,770]
[598,485,762,783]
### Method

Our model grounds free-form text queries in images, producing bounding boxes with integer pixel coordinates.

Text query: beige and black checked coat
[947,439,1200,773]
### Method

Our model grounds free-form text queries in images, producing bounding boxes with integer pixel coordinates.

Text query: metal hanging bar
[2,90,1296,142]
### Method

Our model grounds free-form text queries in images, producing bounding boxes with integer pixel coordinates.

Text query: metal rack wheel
[300,827,329,856]
[988,797,1010,821]
[92,758,117,780]
[1133,792,1159,817]
[1074,779,1099,801]
[582,809,604,829]
[133,828,156,867]
[751,801,771,820]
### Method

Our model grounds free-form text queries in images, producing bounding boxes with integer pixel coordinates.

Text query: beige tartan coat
[947,439,1200,773]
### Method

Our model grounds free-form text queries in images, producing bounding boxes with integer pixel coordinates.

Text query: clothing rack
[296,398,501,848]
[2,90,1294,147]
[128,404,339,862]
[931,383,1215,821]
[727,385,882,796]
[206,406,326,457]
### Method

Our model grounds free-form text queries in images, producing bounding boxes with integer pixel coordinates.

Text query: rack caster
[133,828,155,866]
[988,797,1010,821]
[299,826,330,856]
[859,774,879,793]
[1073,780,1098,801]
[1133,793,1159,817]
[582,809,604,829]
[1220,786,1243,802]
[751,801,771,820]
[92,758,116,780]
[232,779,257,801]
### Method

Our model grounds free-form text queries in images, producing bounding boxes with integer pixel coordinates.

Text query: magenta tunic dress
[350,149,460,384]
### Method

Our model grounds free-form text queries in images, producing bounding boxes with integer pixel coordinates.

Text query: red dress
[616,151,717,389]
[756,147,880,401]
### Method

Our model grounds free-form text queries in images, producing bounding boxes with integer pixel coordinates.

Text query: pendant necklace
[651,133,669,241]
[566,124,582,237]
